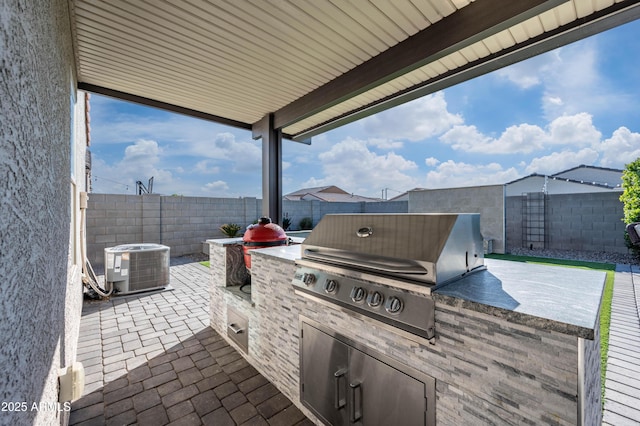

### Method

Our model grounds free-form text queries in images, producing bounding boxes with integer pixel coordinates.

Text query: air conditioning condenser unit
[104,243,170,295]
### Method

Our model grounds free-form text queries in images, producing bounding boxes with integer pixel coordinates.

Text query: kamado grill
[292,213,486,340]
[243,217,288,269]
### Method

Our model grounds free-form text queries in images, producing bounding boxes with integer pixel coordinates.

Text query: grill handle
[349,382,362,422]
[334,368,347,409]
[228,324,244,334]
[304,250,427,275]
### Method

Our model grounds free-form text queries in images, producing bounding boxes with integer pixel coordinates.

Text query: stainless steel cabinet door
[348,348,427,426]
[301,322,349,425]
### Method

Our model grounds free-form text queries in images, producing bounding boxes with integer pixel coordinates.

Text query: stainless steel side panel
[301,322,349,425]
[349,348,426,426]
[227,307,249,354]
[300,318,436,426]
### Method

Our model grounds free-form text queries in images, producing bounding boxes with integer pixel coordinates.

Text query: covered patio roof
[69,0,640,221]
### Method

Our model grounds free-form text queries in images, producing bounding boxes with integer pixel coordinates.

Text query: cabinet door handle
[333,368,347,409]
[349,382,362,422]
[228,323,244,334]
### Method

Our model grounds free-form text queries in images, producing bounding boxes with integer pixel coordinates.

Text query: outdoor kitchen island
[208,236,604,425]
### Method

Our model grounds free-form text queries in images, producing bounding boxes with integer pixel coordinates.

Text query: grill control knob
[302,273,316,286]
[385,296,403,314]
[350,287,366,303]
[367,291,384,308]
[324,279,338,294]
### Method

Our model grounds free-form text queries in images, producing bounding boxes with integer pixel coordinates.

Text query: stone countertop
[207,237,243,246]
[244,246,605,339]
[206,236,305,248]
[434,259,605,339]
[249,243,302,263]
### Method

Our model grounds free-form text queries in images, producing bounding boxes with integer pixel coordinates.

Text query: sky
[88,19,640,200]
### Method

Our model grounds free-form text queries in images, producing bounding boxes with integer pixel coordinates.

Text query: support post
[252,114,282,225]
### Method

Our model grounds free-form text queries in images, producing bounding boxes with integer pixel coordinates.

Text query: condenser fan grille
[129,250,170,291]
[104,243,170,295]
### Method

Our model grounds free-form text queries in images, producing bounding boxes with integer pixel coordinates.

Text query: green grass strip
[200,260,210,268]
[486,253,615,400]
[486,253,616,271]
[600,271,614,401]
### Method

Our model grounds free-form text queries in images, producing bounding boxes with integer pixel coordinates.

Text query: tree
[620,157,640,255]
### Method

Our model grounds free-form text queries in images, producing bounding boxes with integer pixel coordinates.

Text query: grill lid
[300,213,485,285]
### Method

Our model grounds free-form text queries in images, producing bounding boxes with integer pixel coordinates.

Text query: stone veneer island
[207,238,604,425]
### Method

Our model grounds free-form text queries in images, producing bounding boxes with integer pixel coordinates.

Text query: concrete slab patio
[70,257,311,426]
[70,256,640,425]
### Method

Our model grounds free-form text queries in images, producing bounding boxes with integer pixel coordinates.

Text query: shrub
[282,216,292,231]
[299,217,313,230]
[219,223,241,238]
[620,157,640,256]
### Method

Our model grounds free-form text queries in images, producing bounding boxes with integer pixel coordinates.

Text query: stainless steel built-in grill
[292,213,485,340]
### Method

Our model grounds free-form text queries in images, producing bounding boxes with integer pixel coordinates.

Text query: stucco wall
[408,185,506,254]
[0,1,85,425]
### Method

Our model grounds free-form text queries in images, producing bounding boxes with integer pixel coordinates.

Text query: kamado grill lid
[243,217,287,245]
[243,217,288,269]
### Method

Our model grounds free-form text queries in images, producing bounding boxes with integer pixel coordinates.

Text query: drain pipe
[79,192,113,297]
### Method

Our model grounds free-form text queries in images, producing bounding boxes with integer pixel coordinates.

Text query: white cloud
[533,43,635,121]
[547,113,601,146]
[440,113,602,154]
[123,139,160,159]
[425,160,520,188]
[524,148,599,175]
[202,180,230,194]
[425,157,440,167]
[89,102,209,146]
[91,139,175,194]
[495,41,635,121]
[362,92,463,141]
[539,46,600,119]
[195,160,220,174]
[440,123,547,154]
[597,127,640,168]
[367,138,404,149]
[495,53,550,89]
[301,138,419,197]
[186,132,262,173]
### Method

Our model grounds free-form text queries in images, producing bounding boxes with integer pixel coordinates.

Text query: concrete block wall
[282,199,408,230]
[408,185,506,254]
[547,192,626,252]
[158,196,252,256]
[86,194,143,267]
[506,192,627,253]
[88,189,627,267]
[87,195,408,267]
[505,196,523,249]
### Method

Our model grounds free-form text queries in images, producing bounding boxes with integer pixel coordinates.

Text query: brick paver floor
[603,263,640,425]
[70,257,312,426]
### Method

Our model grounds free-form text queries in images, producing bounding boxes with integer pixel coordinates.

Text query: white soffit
[69,0,637,138]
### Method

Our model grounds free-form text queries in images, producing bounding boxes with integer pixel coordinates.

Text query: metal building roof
[69,0,640,142]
